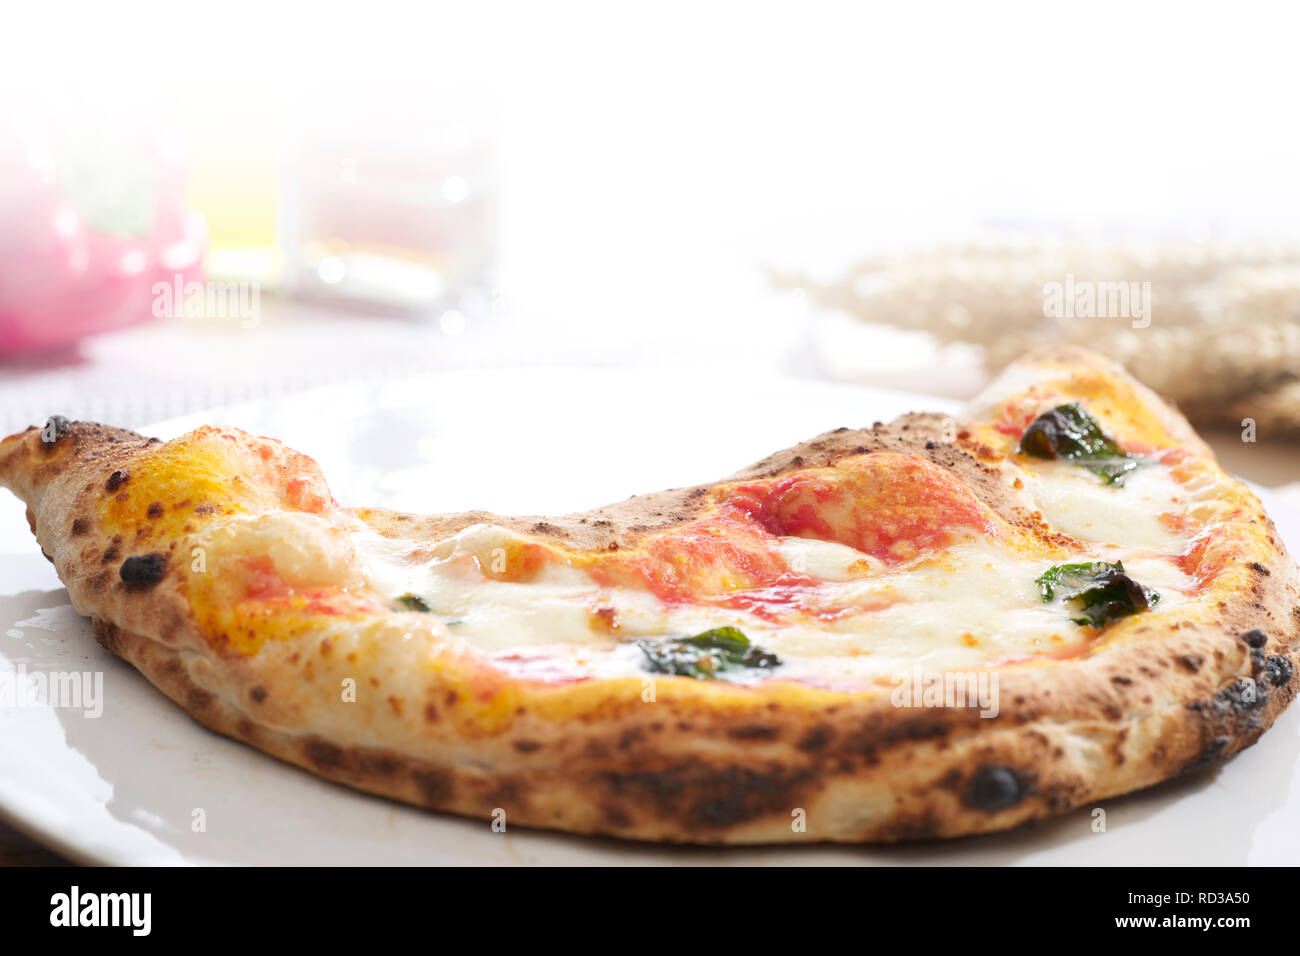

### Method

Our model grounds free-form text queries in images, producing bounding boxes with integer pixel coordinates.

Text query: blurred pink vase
[0,117,206,356]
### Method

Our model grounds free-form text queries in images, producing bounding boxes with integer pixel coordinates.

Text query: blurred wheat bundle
[796,238,1300,433]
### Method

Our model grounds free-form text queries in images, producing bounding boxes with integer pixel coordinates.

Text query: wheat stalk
[785,239,1300,432]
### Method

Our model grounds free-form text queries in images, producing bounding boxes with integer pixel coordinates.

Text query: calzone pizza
[1,347,1296,843]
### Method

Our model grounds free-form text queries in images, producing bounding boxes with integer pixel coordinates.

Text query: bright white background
[5,1,1299,371]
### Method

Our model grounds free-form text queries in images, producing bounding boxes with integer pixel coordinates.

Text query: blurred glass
[277,98,496,320]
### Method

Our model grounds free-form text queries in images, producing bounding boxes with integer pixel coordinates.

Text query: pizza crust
[89,582,1298,843]
[3,346,1298,844]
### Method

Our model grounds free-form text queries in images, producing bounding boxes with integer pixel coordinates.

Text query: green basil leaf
[1086,459,1141,486]
[1019,403,1143,486]
[395,593,431,612]
[637,627,782,680]
[1036,560,1159,627]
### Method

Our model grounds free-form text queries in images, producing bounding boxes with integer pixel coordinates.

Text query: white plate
[2,368,1298,865]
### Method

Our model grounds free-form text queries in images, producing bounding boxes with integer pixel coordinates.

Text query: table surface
[3,307,1297,865]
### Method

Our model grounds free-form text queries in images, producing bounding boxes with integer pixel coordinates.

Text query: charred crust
[513,739,542,753]
[1196,680,1255,712]
[603,764,816,830]
[937,768,964,790]
[797,724,833,752]
[105,469,129,491]
[1183,735,1232,773]
[249,686,268,703]
[119,553,166,588]
[486,778,525,810]
[601,803,632,829]
[963,766,1025,812]
[90,618,122,654]
[877,811,941,842]
[1264,655,1294,687]
[847,713,955,757]
[70,516,90,536]
[1175,654,1204,673]
[412,768,453,804]
[1241,628,1268,648]
[305,739,344,770]
[185,685,215,712]
[40,415,74,445]
[359,754,400,777]
[607,768,688,802]
[146,502,164,518]
[1186,674,1271,763]
[728,724,779,741]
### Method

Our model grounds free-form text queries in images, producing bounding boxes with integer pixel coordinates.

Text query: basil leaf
[395,593,431,612]
[1036,560,1159,627]
[1018,403,1142,486]
[1019,403,1122,460]
[1086,459,1140,486]
[637,627,782,680]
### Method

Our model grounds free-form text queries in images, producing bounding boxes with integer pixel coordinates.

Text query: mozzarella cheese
[1018,460,1186,553]
[343,519,1195,689]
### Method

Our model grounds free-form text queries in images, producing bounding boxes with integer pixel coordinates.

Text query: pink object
[0,117,206,356]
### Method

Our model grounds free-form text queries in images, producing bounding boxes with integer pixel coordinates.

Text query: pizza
[1,346,1297,844]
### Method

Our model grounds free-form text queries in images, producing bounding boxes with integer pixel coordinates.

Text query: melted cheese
[776,537,885,579]
[1019,457,1235,556]
[343,522,1195,688]
[1020,460,1186,552]
[194,512,365,596]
